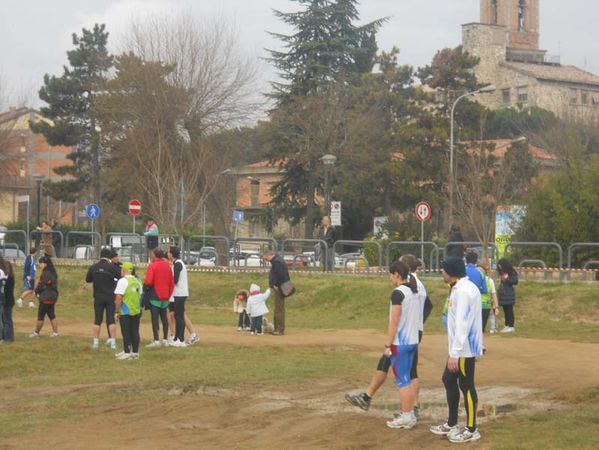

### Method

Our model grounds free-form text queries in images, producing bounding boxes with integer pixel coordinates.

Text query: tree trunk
[304,173,317,239]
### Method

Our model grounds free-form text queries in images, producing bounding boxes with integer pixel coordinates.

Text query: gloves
[29,301,35,309]
[16,298,23,308]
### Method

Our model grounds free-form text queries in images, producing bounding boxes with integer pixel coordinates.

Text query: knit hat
[249,283,260,295]
[122,261,134,272]
[442,257,466,278]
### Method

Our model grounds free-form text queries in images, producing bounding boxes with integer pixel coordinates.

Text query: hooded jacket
[246,283,271,317]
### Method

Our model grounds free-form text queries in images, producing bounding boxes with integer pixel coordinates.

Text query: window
[570,89,578,104]
[518,0,526,31]
[502,88,511,104]
[592,93,599,106]
[250,179,260,207]
[491,0,498,24]
[517,86,528,103]
[581,91,589,105]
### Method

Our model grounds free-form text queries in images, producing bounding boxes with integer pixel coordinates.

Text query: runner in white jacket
[431,257,483,444]
[246,283,271,336]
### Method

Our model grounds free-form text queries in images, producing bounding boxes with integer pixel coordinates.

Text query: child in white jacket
[246,283,271,336]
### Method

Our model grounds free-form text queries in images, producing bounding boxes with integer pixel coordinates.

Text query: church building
[463,0,599,120]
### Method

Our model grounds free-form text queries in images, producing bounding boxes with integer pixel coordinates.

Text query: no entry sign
[128,199,142,216]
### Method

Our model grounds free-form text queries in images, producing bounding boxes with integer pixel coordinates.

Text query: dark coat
[497,270,518,306]
[35,269,58,303]
[320,226,336,249]
[268,255,290,288]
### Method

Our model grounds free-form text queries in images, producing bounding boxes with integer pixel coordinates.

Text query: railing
[333,240,383,270]
[186,235,231,267]
[65,231,102,260]
[504,242,564,269]
[280,239,328,271]
[386,241,440,271]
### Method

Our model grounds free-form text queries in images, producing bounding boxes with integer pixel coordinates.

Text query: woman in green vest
[114,262,142,360]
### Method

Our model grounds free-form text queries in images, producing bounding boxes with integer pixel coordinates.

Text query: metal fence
[3,228,599,278]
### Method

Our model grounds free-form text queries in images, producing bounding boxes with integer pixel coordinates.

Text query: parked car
[0,245,26,260]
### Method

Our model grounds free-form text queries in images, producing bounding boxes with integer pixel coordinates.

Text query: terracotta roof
[466,139,559,162]
[500,61,599,86]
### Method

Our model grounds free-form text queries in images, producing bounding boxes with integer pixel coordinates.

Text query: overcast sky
[1,0,597,109]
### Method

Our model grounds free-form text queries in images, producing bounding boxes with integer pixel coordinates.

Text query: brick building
[463,0,599,119]
[0,107,75,225]
[228,160,304,239]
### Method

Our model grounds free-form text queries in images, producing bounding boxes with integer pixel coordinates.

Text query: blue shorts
[23,278,33,290]
[391,344,418,388]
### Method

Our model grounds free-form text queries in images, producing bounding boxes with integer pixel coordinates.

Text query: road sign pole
[133,215,136,234]
[421,219,424,265]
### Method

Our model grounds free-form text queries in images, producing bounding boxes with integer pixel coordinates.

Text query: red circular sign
[415,201,431,222]
[128,199,142,216]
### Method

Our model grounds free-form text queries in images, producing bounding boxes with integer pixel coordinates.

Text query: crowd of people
[345,252,519,445]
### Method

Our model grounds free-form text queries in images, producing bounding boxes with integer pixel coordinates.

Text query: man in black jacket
[319,216,336,272]
[264,250,291,335]
[86,248,121,349]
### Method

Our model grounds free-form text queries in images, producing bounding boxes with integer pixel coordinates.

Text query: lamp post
[449,84,496,226]
[33,174,44,226]
[320,154,337,217]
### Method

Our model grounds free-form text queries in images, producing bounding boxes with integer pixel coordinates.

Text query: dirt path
[4,318,599,449]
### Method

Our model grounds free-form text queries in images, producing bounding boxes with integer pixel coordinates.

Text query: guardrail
[567,243,599,269]
[281,239,328,271]
[504,241,564,269]
[386,241,440,271]
[0,229,29,257]
[65,231,102,260]
[333,240,383,270]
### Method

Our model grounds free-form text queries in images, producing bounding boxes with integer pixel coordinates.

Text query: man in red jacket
[144,248,174,347]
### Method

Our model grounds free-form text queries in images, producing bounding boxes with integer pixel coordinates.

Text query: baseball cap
[122,261,134,272]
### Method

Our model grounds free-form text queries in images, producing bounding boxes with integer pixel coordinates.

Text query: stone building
[463,0,599,120]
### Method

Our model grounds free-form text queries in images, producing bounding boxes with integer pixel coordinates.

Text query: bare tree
[108,13,262,229]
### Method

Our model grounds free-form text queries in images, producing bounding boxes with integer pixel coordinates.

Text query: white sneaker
[92,339,100,349]
[237,327,242,332]
[116,352,132,360]
[50,332,60,338]
[129,353,139,360]
[489,328,497,334]
[162,339,169,347]
[170,339,187,348]
[146,340,162,348]
[386,412,417,429]
[16,298,23,308]
[448,428,481,443]
[109,340,117,349]
[115,351,126,358]
[430,423,460,437]
[168,336,175,344]
[29,331,40,338]
[188,333,199,345]
[500,326,515,333]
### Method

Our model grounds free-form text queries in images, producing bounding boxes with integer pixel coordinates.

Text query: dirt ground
[3,318,599,450]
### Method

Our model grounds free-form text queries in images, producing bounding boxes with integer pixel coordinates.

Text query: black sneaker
[345,391,370,411]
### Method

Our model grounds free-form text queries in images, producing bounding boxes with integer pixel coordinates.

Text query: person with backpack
[465,252,487,296]
[29,256,59,338]
[497,258,519,333]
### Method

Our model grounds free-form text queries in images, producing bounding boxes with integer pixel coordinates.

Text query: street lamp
[32,173,44,226]
[320,154,337,216]
[449,84,496,226]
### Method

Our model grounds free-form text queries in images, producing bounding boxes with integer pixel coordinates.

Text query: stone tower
[480,0,539,50]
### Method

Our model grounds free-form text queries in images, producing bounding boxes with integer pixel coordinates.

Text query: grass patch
[489,386,599,449]
[24,267,599,342]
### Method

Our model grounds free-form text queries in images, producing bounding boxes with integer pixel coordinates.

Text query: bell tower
[480,0,539,50]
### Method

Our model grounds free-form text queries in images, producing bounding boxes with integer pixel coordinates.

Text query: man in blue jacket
[465,252,487,296]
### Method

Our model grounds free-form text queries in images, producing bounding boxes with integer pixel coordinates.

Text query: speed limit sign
[415,201,432,222]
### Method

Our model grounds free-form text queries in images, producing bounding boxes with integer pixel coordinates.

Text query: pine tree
[267,0,385,101]
[31,24,114,205]
[265,0,385,237]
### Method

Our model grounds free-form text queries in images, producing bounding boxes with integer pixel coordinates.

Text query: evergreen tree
[265,0,385,237]
[31,24,114,205]
[267,0,385,101]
